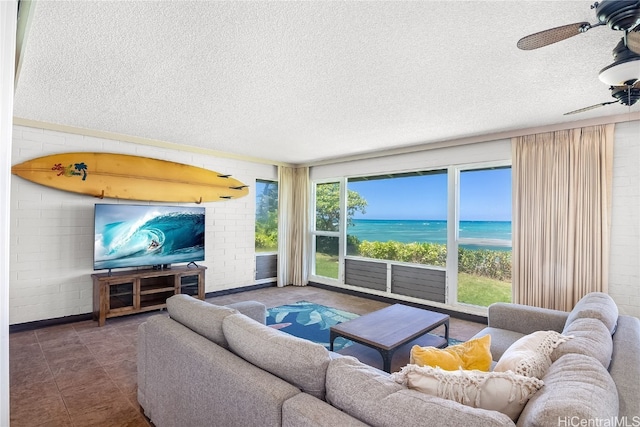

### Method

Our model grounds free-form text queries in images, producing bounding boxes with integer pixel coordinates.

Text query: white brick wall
[10,125,277,324]
[609,120,640,317]
[9,121,639,324]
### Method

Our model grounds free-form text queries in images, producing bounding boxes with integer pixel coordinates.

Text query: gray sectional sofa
[137,293,640,427]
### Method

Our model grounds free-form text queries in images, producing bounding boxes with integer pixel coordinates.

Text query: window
[255,180,278,253]
[457,167,512,307]
[312,182,341,279]
[309,164,512,310]
[347,171,448,267]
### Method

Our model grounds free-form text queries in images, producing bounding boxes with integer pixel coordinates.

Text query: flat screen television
[94,203,205,271]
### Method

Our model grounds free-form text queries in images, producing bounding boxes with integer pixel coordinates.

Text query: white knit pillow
[391,364,543,421]
[493,330,571,379]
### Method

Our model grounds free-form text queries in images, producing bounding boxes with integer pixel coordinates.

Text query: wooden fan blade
[564,101,617,115]
[628,31,640,55]
[611,81,640,91]
[517,22,591,50]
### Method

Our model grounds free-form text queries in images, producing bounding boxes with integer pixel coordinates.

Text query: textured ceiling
[13,1,639,165]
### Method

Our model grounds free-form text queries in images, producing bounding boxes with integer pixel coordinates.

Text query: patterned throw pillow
[410,335,492,371]
[391,364,544,421]
[493,330,570,379]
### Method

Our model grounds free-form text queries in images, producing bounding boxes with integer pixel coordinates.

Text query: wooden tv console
[92,265,206,326]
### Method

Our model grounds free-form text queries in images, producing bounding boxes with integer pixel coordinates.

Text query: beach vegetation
[458,246,511,282]
[355,240,511,282]
[255,180,279,252]
[314,249,511,306]
[357,240,447,266]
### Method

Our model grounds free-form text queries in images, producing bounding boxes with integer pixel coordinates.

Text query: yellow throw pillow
[410,334,492,371]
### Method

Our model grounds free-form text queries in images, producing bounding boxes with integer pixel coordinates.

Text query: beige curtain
[512,124,614,311]
[277,166,310,287]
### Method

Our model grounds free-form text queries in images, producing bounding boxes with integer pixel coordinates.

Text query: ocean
[348,219,511,246]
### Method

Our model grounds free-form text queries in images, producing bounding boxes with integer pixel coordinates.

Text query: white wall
[1,1,17,423]
[9,120,640,324]
[10,125,277,324]
[311,123,640,318]
[609,120,640,317]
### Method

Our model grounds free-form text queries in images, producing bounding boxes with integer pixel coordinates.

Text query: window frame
[255,179,279,284]
[448,161,512,306]
[255,179,279,255]
[310,178,346,282]
[309,160,512,311]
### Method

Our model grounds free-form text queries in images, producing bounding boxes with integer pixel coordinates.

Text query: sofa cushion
[565,292,618,334]
[282,392,369,427]
[222,312,330,400]
[225,300,267,324]
[410,334,492,371]
[494,330,569,379]
[552,317,613,369]
[392,364,543,421]
[326,356,514,427]
[166,294,237,348]
[516,353,618,426]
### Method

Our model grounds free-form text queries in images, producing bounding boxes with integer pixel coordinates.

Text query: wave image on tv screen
[94,204,205,270]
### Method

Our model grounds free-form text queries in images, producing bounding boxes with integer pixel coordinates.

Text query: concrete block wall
[9,120,639,324]
[609,120,640,317]
[10,125,277,325]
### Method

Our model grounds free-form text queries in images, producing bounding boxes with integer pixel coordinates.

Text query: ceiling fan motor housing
[599,39,640,84]
[596,0,640,30]
[611,84,640,105]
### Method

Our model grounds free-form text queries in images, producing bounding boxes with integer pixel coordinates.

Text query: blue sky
[349,168,512,221]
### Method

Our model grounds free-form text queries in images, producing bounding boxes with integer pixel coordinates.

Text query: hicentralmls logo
[557,416,640,427]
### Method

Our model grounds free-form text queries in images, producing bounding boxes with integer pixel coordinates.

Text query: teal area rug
[266,301,462,351]
[267,301,358,350]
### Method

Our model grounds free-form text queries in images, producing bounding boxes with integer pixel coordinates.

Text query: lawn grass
[457,273,512,306]
[315,253,511,307]
[315,252,339,279]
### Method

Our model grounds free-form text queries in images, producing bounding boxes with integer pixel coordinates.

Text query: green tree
[255,181,278,251]
[315,183,367,255]
[315,182,367,232]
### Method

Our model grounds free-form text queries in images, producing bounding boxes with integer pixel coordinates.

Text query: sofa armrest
[226,300,267,324]
[609,314,640,419]
[488,303,569,335]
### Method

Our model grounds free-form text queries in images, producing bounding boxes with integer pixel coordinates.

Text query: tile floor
[9,285,486,427]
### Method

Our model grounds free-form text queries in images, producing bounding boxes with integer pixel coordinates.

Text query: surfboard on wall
[11,152,249,203]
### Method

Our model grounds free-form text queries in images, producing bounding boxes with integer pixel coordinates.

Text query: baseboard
[9,313,94,333]
[9,282,278,333]
[9,280,484,333]
[204,282,276,299]
[308,282,488,325]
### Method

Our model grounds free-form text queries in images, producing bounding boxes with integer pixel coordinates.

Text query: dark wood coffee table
[329,304,449,373]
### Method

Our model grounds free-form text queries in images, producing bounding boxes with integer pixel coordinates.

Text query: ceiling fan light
[599,56,640,85]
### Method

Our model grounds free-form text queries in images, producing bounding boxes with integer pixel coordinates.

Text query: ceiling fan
[517,1,640,56]
[563,80,640,115]
[519,1,640,114]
